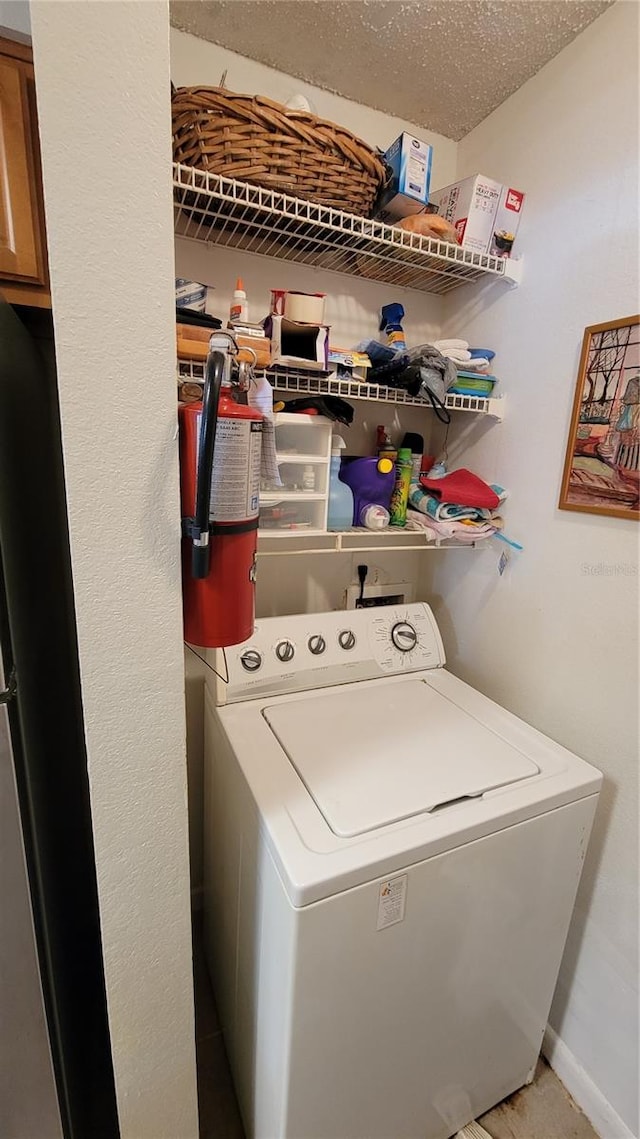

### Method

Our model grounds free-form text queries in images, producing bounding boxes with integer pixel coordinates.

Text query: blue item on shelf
[426,461,447,479]
[455,370,497,380]
[327,437,354,531]
[356,339,400,367]
[379,303,407,352]
[450,385,492,398]
[469,348,495,360]
[450,372,496,397]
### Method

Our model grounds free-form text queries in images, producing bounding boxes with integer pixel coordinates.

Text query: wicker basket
[172,86,386,217]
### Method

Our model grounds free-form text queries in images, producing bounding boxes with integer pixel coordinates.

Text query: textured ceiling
[170,0,611,139]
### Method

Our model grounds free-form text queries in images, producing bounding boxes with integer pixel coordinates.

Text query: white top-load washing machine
[197,603,601,1139]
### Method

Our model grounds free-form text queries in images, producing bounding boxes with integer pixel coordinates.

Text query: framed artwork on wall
[559,315,640,520]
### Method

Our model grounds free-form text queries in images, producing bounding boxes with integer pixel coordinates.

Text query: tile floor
[193,929,599,1139]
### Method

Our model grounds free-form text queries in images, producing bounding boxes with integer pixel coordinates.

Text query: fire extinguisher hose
[192,349,225,579]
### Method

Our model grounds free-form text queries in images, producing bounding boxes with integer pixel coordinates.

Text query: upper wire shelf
[177,359,505,419]
[173,163,518,296]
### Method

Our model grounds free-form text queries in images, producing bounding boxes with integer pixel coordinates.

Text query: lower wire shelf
[257,527,479,556]
[178,359,505,419]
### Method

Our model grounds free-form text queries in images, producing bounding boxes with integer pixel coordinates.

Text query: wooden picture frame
[559,315,639,520]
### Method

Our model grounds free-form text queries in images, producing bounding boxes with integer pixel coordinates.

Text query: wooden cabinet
[0,36,49,307]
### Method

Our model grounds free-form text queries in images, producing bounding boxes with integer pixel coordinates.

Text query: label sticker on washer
[376,875,407,931]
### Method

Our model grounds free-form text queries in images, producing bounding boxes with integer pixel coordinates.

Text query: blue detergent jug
[327,437,353,531]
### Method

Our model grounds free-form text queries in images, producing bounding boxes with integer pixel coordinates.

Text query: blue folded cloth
[469,347,495,360]
[410,484,508,522]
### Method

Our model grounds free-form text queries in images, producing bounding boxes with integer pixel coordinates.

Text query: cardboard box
[267,315,329,371]
[176,323,271,366]
[431,174,502,255]
[489,185,525,258]
[328,347,371,382]
[175,278,215,315]
[375,133,433,222]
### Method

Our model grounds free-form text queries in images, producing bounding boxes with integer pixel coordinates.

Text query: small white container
[260,413,333,533]
[360,504,390,530]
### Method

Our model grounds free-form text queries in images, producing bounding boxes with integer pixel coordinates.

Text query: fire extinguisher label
[198,415,263,522]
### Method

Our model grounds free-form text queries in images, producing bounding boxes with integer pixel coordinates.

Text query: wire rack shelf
[173,163,515,296]
[177,359,505,420]
[256,529,478,556]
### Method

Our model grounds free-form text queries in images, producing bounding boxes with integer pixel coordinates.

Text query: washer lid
[262,680,539,837]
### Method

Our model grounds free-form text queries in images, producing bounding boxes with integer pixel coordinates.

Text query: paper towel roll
[284,292,326,324]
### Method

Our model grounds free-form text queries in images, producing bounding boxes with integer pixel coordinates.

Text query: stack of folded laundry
[406,467,508,544]
[433,339,492,372]
[433,339,497,398]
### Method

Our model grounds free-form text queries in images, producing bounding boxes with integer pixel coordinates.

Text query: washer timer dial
[390,621,418,653]
[275,640,295,663]
[240,649,262,673]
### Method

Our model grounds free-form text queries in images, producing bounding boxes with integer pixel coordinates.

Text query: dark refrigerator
[0,300,120,1138]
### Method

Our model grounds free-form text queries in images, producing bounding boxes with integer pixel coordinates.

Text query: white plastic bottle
[302,465,315,491]
[229,277,248,323]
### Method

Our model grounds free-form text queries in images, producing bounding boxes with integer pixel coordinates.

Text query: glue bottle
[230,277,248,323]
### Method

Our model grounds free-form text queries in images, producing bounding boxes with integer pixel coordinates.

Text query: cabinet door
[0,55,46,286]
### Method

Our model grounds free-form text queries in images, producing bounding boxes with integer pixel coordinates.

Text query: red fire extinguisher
[179,336,263,648]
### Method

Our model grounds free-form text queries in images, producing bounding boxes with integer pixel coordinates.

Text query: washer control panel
[368,607,443,674]
[213,604,445,703]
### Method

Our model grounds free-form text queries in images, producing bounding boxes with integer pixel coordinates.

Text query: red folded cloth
[419,468,500,509]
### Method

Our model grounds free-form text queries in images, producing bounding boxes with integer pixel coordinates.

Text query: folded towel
[434,338,469,351]
[457,357,490,372]
[410,489,493,522]
[406,510,497,543]
[419,469,501,509]
[439,348,472,363]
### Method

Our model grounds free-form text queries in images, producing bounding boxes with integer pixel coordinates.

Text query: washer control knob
[391,621,418,653]
[308,634,326,656]
[240,649,262,673]
[275,639,295,663]
[338,629,356,651]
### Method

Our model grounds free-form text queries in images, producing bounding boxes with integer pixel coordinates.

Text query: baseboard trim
[543,1026,637,1139]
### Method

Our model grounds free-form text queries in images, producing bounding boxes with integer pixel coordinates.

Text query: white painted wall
[170,27,458,191]
[175,238,444,362]
[429,4,639,1134]
[30,4,198,1138]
